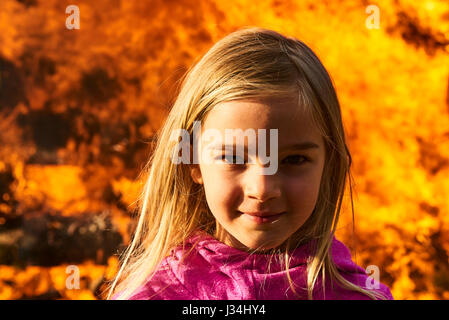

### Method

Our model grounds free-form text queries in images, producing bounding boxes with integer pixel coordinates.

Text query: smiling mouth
[238,211,286,224]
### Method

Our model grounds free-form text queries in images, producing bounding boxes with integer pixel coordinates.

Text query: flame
[0,0,448,299]
[0,256,118,299]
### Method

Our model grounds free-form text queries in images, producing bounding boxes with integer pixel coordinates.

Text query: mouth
[238,211,286,224]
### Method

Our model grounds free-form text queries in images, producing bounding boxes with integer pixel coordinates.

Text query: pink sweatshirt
[114,231,393,300]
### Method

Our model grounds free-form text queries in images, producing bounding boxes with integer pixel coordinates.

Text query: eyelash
[217,154,309,166]
[219,155,244,164]
[282,155,309,165]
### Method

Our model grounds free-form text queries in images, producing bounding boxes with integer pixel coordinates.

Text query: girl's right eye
[216,154,245,164]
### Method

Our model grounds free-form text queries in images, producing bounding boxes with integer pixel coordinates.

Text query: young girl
[107,27,393,300]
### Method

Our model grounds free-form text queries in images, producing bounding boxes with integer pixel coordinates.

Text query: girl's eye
[217,154,245,164]
[282,155,309,166]
[215,154,309,166]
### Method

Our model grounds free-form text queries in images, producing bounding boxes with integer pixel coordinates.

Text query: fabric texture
[113,230,393,300]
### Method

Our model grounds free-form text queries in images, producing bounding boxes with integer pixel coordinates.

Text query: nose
[243,164,281,202]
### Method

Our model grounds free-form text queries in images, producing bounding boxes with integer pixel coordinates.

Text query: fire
[1,0,448,299]
[0,257,118,299]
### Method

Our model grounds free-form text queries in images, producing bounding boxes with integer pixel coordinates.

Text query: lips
[238,211,285,217]
[239,211,286,224]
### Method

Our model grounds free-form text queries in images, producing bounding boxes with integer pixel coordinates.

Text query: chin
[241,237,285,252]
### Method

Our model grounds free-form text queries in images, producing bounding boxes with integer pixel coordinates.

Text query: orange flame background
[1,0,449,300]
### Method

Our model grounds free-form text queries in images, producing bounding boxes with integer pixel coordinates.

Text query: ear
[190,164,203,185]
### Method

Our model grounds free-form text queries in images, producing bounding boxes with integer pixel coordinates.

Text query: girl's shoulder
[329,237,394,300]
[126,260,196,300]
[125,232,215,300]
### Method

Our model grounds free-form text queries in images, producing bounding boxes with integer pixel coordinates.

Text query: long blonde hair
[106,26,388,300]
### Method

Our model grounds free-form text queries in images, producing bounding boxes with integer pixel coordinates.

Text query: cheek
[200,165,241,213]
[284,172,322,210]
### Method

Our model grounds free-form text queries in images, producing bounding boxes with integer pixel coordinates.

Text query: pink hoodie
[114,231,393,300]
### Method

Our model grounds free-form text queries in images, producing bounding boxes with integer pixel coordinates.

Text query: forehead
[202,98,323,146]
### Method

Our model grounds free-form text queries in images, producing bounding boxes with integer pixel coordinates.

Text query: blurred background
[0,0,448,300]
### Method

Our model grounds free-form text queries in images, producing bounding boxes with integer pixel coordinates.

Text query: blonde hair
[106,26,388,300]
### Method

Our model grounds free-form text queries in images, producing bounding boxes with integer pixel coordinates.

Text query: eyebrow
[281,142,320,151]
[206,143,237,150]
[206,141,320,151]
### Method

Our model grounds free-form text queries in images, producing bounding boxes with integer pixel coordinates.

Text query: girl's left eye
[282,155,309,165]
[219,154,245,164]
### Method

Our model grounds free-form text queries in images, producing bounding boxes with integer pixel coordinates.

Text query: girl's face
[190,97,326,252]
